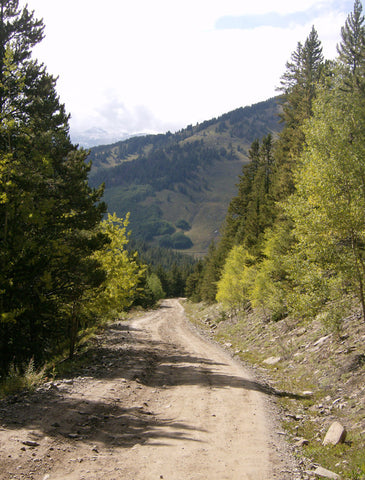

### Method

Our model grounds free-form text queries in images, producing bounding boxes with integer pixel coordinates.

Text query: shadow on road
[0,305,306,448]
[0,389,206,448]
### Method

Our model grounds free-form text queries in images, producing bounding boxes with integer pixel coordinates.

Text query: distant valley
[88,97,282,255]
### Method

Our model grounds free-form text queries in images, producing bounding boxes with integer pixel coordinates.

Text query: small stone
[263,356,281,365]
[296,327,307,336]
[47,383,59,391]
[22,441,40,447]
[323,422,347,446]
[287,414,303,421]
[313,466,340,479]
[313,335,331,347]
[295,437,309,447]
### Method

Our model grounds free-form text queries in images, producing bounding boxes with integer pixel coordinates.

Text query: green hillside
[88,97,282,255]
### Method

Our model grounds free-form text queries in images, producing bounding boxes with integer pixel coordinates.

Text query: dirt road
[0,299,301,480]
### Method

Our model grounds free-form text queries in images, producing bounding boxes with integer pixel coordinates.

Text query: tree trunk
[69,302,79,359]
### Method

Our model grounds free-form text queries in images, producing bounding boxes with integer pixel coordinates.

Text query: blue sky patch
[215,1,355,30]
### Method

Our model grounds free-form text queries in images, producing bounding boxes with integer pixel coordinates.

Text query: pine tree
[337,0,365,78]
[241,134,275,254]
[221,134,275,256]
[197,135,276,304]
[0,1,107,370]
[273,26,324,200]
[224,139,260,244]
[199,241,223,303]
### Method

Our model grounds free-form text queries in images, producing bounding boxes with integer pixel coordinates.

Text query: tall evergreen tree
[0,1,107,371]
[337,0,365,78]
[240,134,275,254]
[197,135,275,303]
[198,242,222,303]
[273,26,324,200]
[221,134,275,256]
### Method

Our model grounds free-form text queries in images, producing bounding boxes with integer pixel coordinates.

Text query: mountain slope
[88,97,282,255]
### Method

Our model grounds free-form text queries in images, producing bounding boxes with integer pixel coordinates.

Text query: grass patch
[0,315,117,397]
[0,358,45,398]
[303,434,365,480]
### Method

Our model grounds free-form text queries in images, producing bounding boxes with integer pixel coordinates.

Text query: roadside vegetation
[188,1,365,331]
[184,300,365,479]
[184,2,365,477]
[0,1,162,386]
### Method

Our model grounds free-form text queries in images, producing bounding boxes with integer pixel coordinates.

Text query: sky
[21,0,355,143]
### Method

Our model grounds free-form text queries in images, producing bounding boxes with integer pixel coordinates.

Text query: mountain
[71,127,148,149]
[88,97,283,255]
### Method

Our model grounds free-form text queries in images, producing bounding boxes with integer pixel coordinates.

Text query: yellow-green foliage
[284,77,365,317]
[147,273,165,301]
[216,245,257,312]
[85,213,146,319]
[250,221,293,320]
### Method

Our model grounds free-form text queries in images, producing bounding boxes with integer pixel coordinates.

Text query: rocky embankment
[184,301,365,479]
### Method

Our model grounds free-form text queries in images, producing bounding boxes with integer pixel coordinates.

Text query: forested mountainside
[88,97,282,254]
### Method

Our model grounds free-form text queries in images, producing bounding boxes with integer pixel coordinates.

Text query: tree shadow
[0,389,205,449]
[60,322,305,400]
[0,309,307,449]
[140,350,305,399]
[108,322,140,332]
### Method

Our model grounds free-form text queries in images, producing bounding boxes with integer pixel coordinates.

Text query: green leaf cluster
[191,1,365,327]
[0,2,128,372]
[216,245,257,313]
[84,213,146,319]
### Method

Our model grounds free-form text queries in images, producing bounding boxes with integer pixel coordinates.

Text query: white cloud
[22,0,353,138]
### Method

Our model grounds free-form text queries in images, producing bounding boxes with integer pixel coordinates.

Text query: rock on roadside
[313,466,340,479]
[323,422,347,446]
